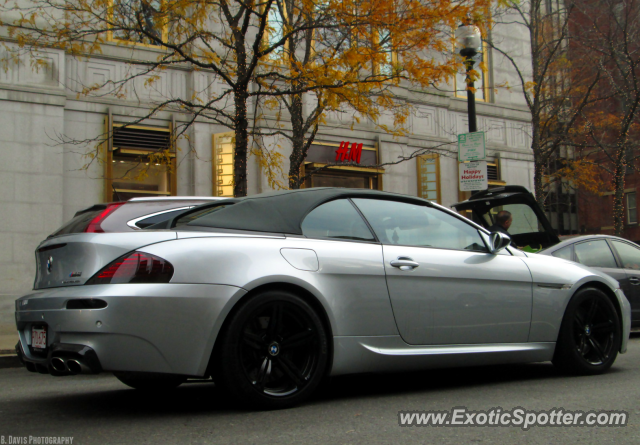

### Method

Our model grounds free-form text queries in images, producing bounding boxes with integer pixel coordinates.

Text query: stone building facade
[0,21,534,350]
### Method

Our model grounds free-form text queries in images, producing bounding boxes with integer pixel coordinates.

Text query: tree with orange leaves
[258,0,492,189]
[569,0,640,236]
[488,0,603,215]
[0,0,490,196]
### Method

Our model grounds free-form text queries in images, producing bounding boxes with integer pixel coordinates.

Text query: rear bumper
[15,283,246,376]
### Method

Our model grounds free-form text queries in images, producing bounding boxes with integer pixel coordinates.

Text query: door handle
[630,277,640,285]
[390,257,419,271]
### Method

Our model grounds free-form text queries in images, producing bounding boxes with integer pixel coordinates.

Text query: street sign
[459,161,488,191]
[458,132,485,162]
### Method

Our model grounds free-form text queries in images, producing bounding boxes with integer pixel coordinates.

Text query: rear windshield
[48,206,107,237]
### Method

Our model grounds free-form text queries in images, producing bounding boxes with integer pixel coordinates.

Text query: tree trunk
[534,159,546,211]
[233,88,249,197]
[288,93,305,189]
[612,145,626,237]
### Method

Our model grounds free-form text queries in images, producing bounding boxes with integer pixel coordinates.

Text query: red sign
[335,141,363,164]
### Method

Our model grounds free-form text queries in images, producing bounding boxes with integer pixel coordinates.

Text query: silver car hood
[34,231,177,289]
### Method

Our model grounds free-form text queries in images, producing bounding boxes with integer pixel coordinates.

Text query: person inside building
[489,210,518,248]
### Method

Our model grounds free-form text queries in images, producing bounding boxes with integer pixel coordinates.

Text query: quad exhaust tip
[50,357,67,373]
[49,357,95,375]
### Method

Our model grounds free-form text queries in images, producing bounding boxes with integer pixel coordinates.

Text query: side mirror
[489,231,512,254]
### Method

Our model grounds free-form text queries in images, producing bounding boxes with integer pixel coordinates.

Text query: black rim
[239,301,320,397]
[573,296,616,365]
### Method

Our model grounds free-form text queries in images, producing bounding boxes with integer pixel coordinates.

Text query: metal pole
[465,57,477,133]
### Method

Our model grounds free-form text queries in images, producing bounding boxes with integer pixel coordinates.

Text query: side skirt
[330,336,555,376]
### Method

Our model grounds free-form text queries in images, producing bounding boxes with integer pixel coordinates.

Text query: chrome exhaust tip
[66,359,90,374]
[50,357,68,373]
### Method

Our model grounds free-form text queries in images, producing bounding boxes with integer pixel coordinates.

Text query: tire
[114,372,186,390]
[552,287,622,375]
[214,290,329,409]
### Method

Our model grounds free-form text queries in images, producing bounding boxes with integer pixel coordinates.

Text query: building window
[627,192,637,225]
[104,119,176,202]
[417,153,440,203]
[212,132,235,197]
[376,29,397,76]
[110,0,165,45]
[454,41,490,102]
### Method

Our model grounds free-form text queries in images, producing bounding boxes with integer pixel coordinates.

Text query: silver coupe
[15,188,631,409]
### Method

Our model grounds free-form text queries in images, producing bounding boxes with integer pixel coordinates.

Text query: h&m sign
[335,141,363,164]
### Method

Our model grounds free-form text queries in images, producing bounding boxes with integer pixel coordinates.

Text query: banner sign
[459,161,488,191]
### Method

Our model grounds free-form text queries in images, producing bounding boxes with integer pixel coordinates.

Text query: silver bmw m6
[15,188,631,409]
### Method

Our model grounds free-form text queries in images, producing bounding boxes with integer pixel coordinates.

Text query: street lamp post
[455,25,482,133]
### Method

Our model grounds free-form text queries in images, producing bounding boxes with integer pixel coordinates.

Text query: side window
[132,207,191,229]
[301,200,375,241]
[352,199,487,252]
[551,245,573,261]
[574,240,618,268]
[611,241,640,270]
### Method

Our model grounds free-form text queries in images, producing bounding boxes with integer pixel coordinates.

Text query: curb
[0,355,22,369]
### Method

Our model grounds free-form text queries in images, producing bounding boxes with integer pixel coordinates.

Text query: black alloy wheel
[215,290,329,409]
[553,287,621,375]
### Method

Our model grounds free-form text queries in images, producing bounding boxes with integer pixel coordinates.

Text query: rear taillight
[85,202,125,233]
[85,252,174,285]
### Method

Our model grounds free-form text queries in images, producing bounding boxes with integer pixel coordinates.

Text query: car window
[49,206,108,237]
[133,208,192,229]
[552,245,573,260]
[574,240,618,268]
[352,199,487,252]
[301,199,375,241]
[611,240,640,270]
[484,204,543,235]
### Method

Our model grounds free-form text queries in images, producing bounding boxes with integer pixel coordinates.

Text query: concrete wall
[0,99,65,351]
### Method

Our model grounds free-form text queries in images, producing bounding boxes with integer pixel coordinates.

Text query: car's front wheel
[552,287,621,375]
[215,290,329,409]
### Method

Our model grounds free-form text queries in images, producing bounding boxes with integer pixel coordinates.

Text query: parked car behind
[540,235,640,328]
[49,196,224,237]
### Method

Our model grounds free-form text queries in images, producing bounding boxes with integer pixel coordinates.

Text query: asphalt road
[2,338,640,445]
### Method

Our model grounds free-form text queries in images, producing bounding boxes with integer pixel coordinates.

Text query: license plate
[31,326,47,350]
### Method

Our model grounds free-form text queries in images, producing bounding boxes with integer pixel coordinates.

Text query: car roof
[540,234,631,254]
[128,196,224,202]
[186,188,434,235]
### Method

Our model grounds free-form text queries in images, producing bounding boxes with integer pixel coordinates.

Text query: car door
[352,198,533,346]
[573,239,629,298]
[608,240,640,325]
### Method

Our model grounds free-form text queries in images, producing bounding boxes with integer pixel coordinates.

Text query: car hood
[33,231,177,289]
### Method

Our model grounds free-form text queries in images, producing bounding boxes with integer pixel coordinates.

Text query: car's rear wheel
[552,287,621,375]
[215,290,329,409]
[114,372,186,390]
